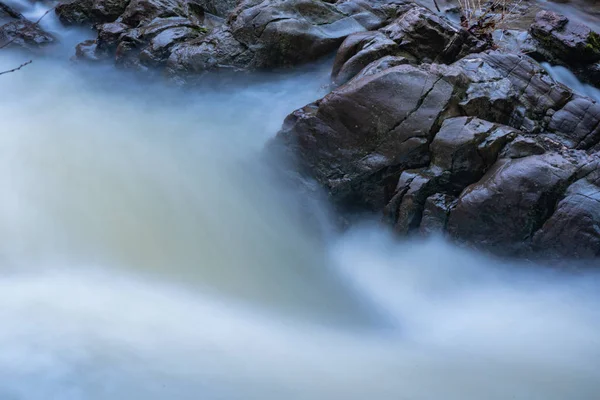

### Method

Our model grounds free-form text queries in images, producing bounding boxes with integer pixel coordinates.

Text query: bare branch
[0,59,32,75]
[0,6,54,74]
[34,7,54,25]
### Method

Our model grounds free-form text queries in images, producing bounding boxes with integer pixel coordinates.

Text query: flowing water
[1,1,600,399]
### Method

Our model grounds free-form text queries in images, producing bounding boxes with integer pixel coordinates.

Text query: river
[1,1,600,399]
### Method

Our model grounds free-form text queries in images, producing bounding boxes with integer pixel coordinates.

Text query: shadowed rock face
[276,47,600,258]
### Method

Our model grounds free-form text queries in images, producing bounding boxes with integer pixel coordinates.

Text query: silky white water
[1,2,600,399]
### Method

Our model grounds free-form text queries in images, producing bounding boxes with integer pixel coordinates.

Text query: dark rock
[76,16,208,68]
[331,31,398,85]
[532,158,600,258]
[385,117,518,235]
[277,63,454,211]
[72,0,412,75]
[0,19,55,49]
[331,4,488,84]
[0,1,24,20]
[276,44,600,257]
[501,136,546,159]
[196,0,238,17]
[166,26,251,74]
[116,17,205,68]
[228,0,367,69]
[386,169,445,234]
[118,0,203,27]
[449,51,572,131]
[547,95,600,149]
[76,39,104,60]
[530,10,600,65]
[419,193,455,236]
[334,0,409,31]
[446,152,586,254]
[348,54,409,81]
[429,116,517,185]
[56,0,130,25]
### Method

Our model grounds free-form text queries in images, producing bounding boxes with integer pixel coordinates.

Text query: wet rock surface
[48,0,600,259]
[276,45,600,258]
[331,4,489,85]
[0,1,24,20]
[0,19,55,49]
[60,0,413,75]
[527,9,600,86]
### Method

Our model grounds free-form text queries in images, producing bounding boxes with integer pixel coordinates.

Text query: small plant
[452,0,524,38]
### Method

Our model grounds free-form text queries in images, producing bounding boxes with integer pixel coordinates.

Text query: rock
[450,51,572,131]
[530,10,600,65]
[331,31,399,85]
[72,0,412,75]
[119,0,203,27]
[196,0,238,17]
[76,16,208,68]
[166,26,251,75]
[492,29,537,55]
[429,116,518,185]
[275,45,600,257]
[334,0,409,31]
[56,0,130,25]
[500,136,546,159]
[0,19,55,49]
[76,39,104,60]
[348,54,409,81]
[277,63,455,210]
[385,117,519,235]
[532,159,600,258]
[0,1,24,20]
[331,4,488,84]
[228,0,367,68]
[419,193,455,236]
[115,17,206,68]
[379,5,486,62]
[547,95,600,149]
[446,152,586,254]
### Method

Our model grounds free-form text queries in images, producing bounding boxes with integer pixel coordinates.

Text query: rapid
[1,1,600,399]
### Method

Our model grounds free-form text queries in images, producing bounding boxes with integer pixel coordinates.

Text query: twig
[34,7,54,25]
[0,6,55,49]
[0,59,32,75]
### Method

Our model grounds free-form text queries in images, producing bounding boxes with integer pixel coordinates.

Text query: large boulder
[276,48,600,258]
[277,63,456,210]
